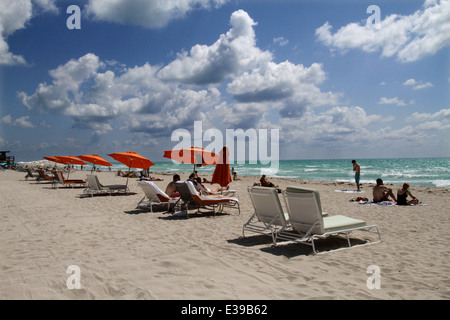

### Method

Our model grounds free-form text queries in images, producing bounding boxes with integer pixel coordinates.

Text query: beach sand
[1,169,449,300]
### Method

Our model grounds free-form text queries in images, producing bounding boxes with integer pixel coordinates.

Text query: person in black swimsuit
[397,183,420,205]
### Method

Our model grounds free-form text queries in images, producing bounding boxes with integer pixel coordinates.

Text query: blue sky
[0,0,449,163]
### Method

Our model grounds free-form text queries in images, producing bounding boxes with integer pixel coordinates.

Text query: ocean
[107,157,450,188]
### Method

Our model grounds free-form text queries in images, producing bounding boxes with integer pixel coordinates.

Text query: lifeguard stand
[0,151,15,168]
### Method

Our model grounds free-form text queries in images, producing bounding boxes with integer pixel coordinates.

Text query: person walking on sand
[373,178,397,203]
[352,159,361,191]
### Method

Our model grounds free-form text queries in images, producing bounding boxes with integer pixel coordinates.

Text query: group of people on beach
[352,159,420,205]
[164,172,234,198]
[117,159,422,205]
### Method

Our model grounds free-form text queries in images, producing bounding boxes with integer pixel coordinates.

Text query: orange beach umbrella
[163,146,219,174]
[108,151,155,186]
[211,146,232,187]
[54,156,87,178]
[55,156,86,166]
[43,156,67,166]
[77,154,112,172]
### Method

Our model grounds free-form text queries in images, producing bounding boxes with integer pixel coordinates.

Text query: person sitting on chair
[165,174,181,197]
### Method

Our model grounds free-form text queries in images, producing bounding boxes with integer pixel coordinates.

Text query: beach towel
[335,190,365,193]
[355,201,396,206]
[352,200,427,206]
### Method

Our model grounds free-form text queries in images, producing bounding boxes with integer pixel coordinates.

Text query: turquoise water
[107,157,450,188]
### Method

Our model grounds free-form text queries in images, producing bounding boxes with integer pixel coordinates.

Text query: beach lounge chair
[279,186,381,254]
[36,168,57,182]
[175,181,240,217]
[137,180,178,212]
[83,174,129,197]
[197,183,237,196]
[243,186,289,243]
[25,168,39,180]
[53,171,87,188]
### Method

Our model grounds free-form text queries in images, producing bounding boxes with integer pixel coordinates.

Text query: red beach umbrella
[211,146,232,188]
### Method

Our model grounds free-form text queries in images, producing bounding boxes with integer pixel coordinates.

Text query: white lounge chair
[175,181,240,217]
[243,186,289,243]
[137,180,178,212]
[280,186,381,254]
[83,174,129,197]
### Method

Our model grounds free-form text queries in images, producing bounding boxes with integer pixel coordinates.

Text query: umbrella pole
[126,158,133,187]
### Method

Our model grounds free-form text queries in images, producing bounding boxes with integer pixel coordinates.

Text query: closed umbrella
[163,146,219,175]
[77,154,112,172]
[108,151,154,186]
[211,146,232,188]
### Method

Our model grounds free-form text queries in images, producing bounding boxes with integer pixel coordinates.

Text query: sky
[0,0,449,163]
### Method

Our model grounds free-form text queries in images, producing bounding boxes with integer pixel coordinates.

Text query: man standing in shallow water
[352,159,361,191]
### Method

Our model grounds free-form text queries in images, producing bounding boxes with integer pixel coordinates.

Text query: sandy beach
[0,168,449,300]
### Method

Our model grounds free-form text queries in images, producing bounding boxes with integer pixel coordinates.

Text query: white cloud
[316,0,450,62]
[86,0,229,29]
[1,114,34,128]
[158,10,272,85]
[403,78,434,90]
[273,37,289,46]
[18,9,393,154]
[0,0,32,65]
[402,109,450,133]
[33,0,59,13]
[18,52,223,135]
[403,78,417,86]
[0,0,58,65]
[406,108,450,123]
[378,97,407,106]
[280,106,383,148]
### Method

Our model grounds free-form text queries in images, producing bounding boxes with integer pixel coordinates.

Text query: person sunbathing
[397,183,420,205]
[372,178,397,203]
[165,174,181,197]
[195,177,232,195]
[259,175,278,188]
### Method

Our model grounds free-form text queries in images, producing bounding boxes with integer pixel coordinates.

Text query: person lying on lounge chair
[195,177,231,195]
